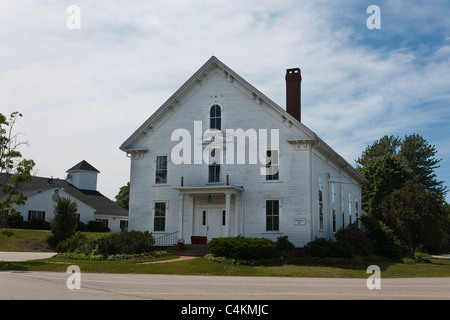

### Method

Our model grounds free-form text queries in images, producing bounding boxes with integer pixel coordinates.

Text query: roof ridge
[66,160,100,173]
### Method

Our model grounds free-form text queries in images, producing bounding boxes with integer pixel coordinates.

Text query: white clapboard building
[1,161,128,232]
[120,56,365,247]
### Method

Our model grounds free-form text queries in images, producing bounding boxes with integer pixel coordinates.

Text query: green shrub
[208,236,278,260]
[76,221,87,232]
[303,237,353,259]
[303,237,332,258]
[87,220,109,232]
[304,216,402,260]
[6,211,23,228]
[49,197,78,245]
[56,250,169,261]
[276,235,295,254]
[56,230,156,257]
[55,231,97,255]
[27,219,50,230]
[334,222,372,256]
[360,215,401,259]
[95,230,155,256]
[330,240,354,258]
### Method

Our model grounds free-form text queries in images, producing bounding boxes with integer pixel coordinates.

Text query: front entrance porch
[173,185,244,244]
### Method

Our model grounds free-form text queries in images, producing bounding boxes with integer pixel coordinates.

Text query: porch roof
[173,184,244,195]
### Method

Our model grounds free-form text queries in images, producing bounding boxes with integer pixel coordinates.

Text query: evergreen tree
[49,197,79,245]
[357,133,447,199]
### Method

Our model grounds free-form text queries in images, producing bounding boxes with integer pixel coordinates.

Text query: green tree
[49,197,79,245]
[357,134,447,196]
[398,134,446,194]
[381,180,447,257]
[358,154,412,220]
[356,135,402,168]
[0,112,35,213]
[115,182,130,210]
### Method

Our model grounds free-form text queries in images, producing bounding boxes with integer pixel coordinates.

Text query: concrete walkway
[0,251,56,262]
[431,254,450,259]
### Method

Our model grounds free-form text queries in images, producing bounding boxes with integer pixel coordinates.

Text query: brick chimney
[285,68,302,122]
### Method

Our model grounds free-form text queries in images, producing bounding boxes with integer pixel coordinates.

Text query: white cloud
[1,1,449,200]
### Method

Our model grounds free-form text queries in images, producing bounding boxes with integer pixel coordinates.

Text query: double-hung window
[266,200,279,231]
[155,156,168,184]
[28,210,45,221]
[265,150,279,181]
[208,164,220,182]
[208,149,220,183]
[154,202,166,232]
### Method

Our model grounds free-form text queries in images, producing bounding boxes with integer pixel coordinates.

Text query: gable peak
[66,160,100,173]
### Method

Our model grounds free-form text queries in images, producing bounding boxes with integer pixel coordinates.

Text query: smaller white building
[0,160,128,232]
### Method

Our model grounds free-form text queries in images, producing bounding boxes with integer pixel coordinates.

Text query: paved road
[0,270,449,300]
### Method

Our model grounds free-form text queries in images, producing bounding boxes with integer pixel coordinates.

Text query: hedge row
[56,230,155,258]
[304,215,402,259]
[208,236,284,260]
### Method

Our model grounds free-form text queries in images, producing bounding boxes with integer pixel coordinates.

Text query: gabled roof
[0,173,128,217]
[120,56,365,184]
[66,160,100,173]
[120,56,301,151]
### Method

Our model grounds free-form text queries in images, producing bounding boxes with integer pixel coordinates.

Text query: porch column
[178,193,184,241]
[234,194,240,236]
[225,192,231,236]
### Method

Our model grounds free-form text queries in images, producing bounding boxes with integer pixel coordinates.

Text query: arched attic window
[210,105,221,130]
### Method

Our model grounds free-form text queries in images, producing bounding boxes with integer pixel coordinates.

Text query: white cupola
[66,160,100,191]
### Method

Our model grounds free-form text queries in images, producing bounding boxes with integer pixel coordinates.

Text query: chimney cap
[286,68,300,74]
[285,68,302,81]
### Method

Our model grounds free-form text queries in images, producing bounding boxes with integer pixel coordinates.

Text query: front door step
[166,244,210,257]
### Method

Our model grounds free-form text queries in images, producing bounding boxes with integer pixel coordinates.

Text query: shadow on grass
[0,261,32,271]
[0,259,68,272]
[284,256,401,272]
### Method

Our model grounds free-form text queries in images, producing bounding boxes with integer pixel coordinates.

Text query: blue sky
[1,0,449,202]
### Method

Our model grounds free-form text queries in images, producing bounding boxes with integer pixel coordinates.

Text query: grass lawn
[1,229,450,278]
[0,228,104,252]
[2,252,450,278]
[0,229,52,252]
